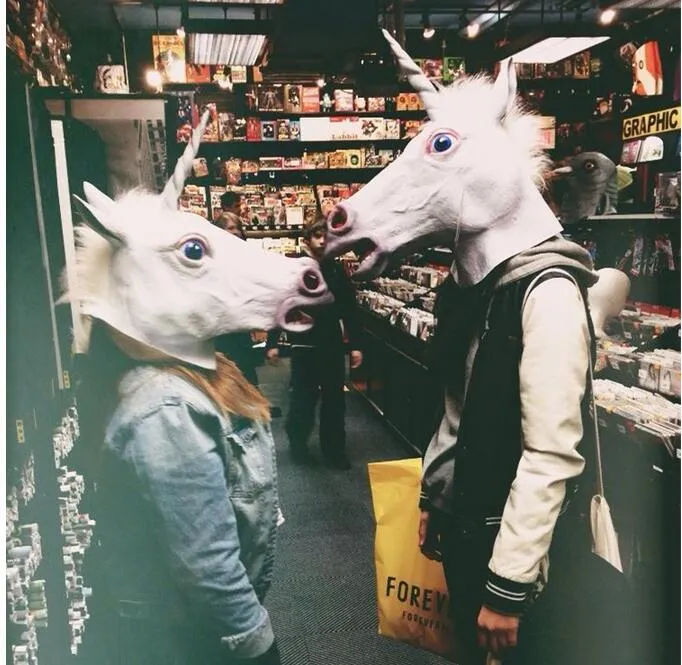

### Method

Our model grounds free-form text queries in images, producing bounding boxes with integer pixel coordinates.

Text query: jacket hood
[494,235,599,290]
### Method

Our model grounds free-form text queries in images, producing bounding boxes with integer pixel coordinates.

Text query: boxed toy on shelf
[199,103,220,142]
[284,84,303,112]
[654,172,680,215]
[258,85,285,111]
[333,88,355,112]
[316,182,364,216]
[247,236,302,255]
[301,86,321,113]
[301,151,329,169]
[179,184,208,219]
[401,119,425,138]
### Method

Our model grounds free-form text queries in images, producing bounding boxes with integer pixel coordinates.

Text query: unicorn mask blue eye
[325,30,562,286]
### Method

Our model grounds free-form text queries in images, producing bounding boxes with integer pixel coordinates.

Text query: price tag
[16,420,25,444]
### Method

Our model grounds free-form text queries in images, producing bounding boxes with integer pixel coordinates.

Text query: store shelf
[187,167,384,186]
[191,138,409,149]
[565,213,680,229]
[245,228,303,238]
[253,110,427,119]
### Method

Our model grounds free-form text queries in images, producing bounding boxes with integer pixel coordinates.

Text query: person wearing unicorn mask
[65,114,333,665]
[325,32,633,665]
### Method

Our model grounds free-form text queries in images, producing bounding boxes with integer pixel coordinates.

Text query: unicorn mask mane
[62,112,330,370]
[386,31,548,189]
[324,30,563,286]
[429,76,549,188]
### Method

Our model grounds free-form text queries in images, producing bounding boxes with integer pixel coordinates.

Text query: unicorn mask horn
[162,109,211,209]
[382,29,441,118]
[324,32,562,285]
[62,111,332,369]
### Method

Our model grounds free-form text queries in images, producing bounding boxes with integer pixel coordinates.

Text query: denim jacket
[97,365,279,659]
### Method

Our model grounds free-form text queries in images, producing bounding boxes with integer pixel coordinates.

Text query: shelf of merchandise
[187,168,387,187]
[253,110,427,119]
[6,397,79,665]
[191,138,410,151]
[349,258,448,455]
[244,227,303,238]
[7,61,91,664]
[351,306,442,456]
[562,213,681,309]
[570,213,680,227]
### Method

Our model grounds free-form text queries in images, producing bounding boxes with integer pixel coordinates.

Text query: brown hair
[166,353,270,422]
[77,327,270,458]
[215,211,245,239]
[303,216,327,241]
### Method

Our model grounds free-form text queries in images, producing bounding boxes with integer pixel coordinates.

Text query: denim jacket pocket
[225,427,272,500]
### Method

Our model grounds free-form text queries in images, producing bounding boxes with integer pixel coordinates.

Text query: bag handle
[586,342,605,497]
[522,268,604,498]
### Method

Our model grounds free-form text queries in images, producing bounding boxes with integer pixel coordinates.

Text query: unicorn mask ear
[72,192,124,244]
[492,58,518,121]
[382,29,440,119]
[83,181,116,214]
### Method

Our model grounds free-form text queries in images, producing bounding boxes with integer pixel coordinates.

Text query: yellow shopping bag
[368,458,458,661]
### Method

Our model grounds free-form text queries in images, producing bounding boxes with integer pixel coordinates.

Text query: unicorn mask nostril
[302,269,321,292]
[328,206,349,232]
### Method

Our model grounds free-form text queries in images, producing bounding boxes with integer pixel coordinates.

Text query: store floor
[257,360,450,665]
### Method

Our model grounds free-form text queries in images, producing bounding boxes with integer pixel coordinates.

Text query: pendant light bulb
[466,23,480,39]
[176,26,186,39]
[422,12,435,39]
[599,8,617,25]
[145,68,162,91]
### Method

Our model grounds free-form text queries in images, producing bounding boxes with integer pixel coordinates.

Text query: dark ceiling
[50,0,681,85]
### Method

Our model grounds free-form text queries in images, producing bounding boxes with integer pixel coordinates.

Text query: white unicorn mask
[325,30,563,286]
[62,112,331,370]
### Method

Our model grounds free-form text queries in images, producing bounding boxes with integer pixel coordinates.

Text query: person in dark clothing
[266,219,363,469]
[214,211,260,386]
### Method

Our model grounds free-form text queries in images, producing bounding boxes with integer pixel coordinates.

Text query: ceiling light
[599,8,617,25]
[316,76,325,87]
[466,23,480,39]
[508,36,611,63]
[187,33,268,65]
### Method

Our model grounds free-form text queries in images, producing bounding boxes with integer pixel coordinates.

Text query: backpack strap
[522,267,604,497]
[522,267,579,312]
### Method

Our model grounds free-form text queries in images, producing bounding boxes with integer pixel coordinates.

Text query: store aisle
[257,361,451,665]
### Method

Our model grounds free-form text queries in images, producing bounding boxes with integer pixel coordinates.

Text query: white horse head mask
[62,112,331,370]
[325,30,563,286]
